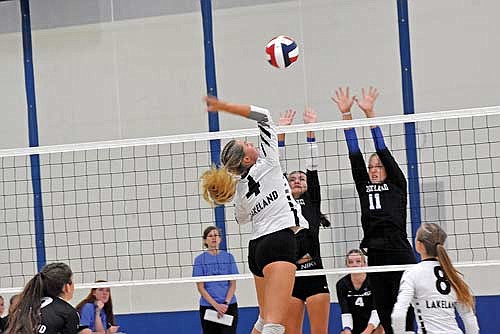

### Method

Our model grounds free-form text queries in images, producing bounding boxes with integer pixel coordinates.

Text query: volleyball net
[1,106,500,292]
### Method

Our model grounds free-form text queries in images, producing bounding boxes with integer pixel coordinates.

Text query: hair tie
[435,242,441,247]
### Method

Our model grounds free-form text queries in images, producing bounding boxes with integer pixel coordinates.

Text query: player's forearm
[94,312,106,332]
[370,126,386,151]
[344,128,360,154]
[214,101,251,118]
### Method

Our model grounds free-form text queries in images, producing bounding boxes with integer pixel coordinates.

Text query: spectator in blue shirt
[76,281,119,334]
[193,226,239,334]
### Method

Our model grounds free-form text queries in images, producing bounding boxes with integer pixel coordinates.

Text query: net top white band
[0,105,499,158]
[0,260,497,294]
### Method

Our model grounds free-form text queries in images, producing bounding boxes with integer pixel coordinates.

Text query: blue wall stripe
[396,0,422,257]
[200,0,227,250]
[20,0,46,271]
[115,295,499,334]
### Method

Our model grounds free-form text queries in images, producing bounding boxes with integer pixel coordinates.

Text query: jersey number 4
[246,175,261,198]
[368,193,381,210]
[355,297,365,307]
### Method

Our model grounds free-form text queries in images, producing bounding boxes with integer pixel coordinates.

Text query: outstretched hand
[355,86,379,118]
[331,86,355,115]
[278,109,296,126]
[303,107,317,124]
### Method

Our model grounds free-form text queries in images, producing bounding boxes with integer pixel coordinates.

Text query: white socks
[261,323,285,334]
[253,315,265,333]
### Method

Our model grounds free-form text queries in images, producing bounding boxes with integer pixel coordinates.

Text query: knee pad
[253,315,265,332]
[262,323,285,334]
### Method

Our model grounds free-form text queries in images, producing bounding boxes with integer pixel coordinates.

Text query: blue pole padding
[397,0,422,259]
[20,0,46,270]
[200,0,227,250]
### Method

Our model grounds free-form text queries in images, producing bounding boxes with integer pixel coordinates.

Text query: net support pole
[20,0,46,271]
[200,0,228,250]
[397,0,422,259]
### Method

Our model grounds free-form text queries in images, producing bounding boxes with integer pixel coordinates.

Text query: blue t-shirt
[79,302,108,331]
[192,250,239,307]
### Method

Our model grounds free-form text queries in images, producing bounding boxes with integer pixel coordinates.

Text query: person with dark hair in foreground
[7,262,91,334]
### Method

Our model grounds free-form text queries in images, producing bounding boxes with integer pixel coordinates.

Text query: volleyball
[265,35,299,69]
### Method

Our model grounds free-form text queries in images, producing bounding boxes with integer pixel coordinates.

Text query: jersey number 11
[368,193,381,210]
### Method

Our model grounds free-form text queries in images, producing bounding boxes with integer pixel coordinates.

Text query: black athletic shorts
[292,274,329,301]
[248,228,296,277]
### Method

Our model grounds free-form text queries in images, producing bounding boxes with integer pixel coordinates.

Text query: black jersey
[38,297,81,334]
[294,169,323,269]
[0,316,7,334]
[296,169,321,239]
[349,148,411,250]
[336,275,377,334]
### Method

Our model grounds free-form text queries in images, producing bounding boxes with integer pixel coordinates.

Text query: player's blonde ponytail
[417,223,475,311]
[201,166,237,205]
[201,139,251,205]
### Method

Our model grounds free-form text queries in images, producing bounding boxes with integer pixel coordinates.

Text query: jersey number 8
[434,266,451,295]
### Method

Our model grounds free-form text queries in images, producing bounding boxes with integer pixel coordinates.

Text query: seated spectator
[0,295,5,333]
[336,249,384,334]
[0,294,21,333]
[6,262,91,334]
[76,281,119,334]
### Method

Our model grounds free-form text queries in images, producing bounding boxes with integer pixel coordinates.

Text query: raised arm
[355,88,406,186]
[331,87,369,184]
[204,95,279,164]
[303,107,319,171]
[277,109,297,172]
[204,96,251,118]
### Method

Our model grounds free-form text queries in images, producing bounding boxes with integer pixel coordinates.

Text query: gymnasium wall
[1,1,500,333]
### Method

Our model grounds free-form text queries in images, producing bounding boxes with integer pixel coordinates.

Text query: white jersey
[234,105,309,240]
[392,259,479,334]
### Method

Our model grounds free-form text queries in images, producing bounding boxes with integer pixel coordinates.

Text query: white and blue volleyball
[265,35,299,69]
